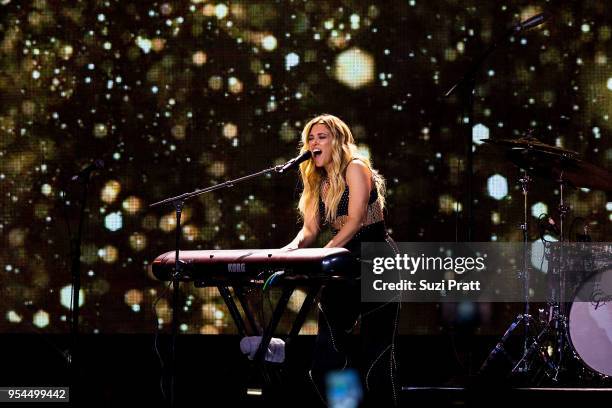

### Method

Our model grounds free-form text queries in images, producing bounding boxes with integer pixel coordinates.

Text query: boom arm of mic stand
[149,165,279,209]
[444,22,525,98]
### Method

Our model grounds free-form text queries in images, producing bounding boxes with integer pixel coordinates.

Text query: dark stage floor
[1,333,610,407]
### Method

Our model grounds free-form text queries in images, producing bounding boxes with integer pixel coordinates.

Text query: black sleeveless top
[319,181,387,255]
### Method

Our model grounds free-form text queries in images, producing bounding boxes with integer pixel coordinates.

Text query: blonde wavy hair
[297,114,386,225]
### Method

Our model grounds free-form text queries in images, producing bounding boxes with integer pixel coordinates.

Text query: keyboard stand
[194,277,323,390]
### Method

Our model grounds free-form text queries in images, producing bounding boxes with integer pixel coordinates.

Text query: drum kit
[480,135,612,383]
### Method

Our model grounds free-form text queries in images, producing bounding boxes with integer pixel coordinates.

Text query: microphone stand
[68,170,94,404]
[65,146,119,402]
[445,23,531,241]
[149,162,289,407]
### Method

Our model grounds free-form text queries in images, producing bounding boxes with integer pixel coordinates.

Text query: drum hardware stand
[515,173,534,373]
[479,135,612,381]
[557,170,570,243]
[479,172,537,374]
[512,172,574,381]
[551,172,571,379]
[511,300,570,382]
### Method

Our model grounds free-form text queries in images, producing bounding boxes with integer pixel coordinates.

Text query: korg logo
[228,263,246,273]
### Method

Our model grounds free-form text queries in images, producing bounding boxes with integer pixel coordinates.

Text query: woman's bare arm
[283,214,320,249]
[324,161,372,248]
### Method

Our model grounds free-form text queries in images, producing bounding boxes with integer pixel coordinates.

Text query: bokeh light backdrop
[0,0,610,334]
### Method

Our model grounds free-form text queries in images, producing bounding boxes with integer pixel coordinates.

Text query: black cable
[257,272,267,334]
[152,281,173,403]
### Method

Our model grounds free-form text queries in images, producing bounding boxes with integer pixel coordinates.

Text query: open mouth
[312,149,322,157]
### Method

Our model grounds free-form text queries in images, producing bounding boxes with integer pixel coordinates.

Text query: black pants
[310,282,400,407]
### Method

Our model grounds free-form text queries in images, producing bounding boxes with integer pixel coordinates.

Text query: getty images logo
[227,263,246,273]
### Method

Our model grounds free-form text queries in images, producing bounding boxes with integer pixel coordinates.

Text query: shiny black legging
[310,282,400,407]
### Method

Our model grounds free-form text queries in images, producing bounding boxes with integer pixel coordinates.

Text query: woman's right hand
[282,222,319,251]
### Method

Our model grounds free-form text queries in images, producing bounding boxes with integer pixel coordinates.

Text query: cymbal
[562,160,612,191]
[483,137,612,191]
[484,136,578,157]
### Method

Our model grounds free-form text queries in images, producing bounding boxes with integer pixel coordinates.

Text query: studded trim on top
[319,176,382,233]
[330,199,384,231]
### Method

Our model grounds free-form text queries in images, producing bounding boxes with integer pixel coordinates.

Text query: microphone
[513,12,551,32]
[71,159,105,181]
[276,151,312,173]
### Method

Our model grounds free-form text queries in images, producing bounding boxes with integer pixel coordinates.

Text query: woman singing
[284,114,400,406]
